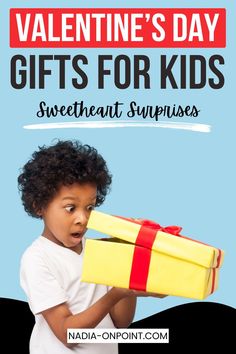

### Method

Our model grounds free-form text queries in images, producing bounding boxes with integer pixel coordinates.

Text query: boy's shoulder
[21,237,46,264]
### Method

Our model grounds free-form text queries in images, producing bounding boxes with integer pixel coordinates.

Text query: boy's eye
[65,206,75,213]
[87,205,95,212]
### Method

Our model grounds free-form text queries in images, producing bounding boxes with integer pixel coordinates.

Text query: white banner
[67,328,169,343]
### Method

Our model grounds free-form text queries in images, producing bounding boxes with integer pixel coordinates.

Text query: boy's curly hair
[18,140,112,218]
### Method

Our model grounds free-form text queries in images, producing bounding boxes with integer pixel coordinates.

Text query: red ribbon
[210,249,222,294]
[128,219,181,291]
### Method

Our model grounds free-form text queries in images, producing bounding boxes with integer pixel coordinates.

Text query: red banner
[10,8,226,48]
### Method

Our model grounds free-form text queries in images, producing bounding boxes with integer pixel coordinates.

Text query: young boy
[18,140,165,354]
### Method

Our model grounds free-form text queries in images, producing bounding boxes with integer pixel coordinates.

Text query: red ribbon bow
[140,219,182,236]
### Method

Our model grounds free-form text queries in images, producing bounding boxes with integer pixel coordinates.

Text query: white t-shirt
[20,236,118,354]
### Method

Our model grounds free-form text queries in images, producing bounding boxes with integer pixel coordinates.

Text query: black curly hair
[18,140,112,218]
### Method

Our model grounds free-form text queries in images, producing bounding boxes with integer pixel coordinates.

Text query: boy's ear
[36,210,43,217]
[33,202,43,217]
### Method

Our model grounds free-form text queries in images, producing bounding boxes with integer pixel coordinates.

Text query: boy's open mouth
[71,232,82,238]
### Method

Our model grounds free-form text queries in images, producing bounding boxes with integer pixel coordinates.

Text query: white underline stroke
[23,121,211,133]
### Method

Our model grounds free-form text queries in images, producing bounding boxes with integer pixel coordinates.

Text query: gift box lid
[87,210,224,269]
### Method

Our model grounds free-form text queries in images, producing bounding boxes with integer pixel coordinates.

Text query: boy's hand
[131,290,167,298]
[113,287,167,299]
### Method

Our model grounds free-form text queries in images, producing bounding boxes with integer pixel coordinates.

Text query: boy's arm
[42,287,167,346]
[109,294,137,328]
[42,287,132,346]
[109,289,167,328]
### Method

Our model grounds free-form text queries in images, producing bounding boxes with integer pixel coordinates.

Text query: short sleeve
[20,251,68,315]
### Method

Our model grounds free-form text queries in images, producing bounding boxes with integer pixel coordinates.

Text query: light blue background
[0,1,235,320]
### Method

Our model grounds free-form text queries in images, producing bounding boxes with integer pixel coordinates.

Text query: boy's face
[41,183,97,254]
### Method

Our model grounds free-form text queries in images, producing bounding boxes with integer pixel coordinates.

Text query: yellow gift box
[81,211,224,299]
